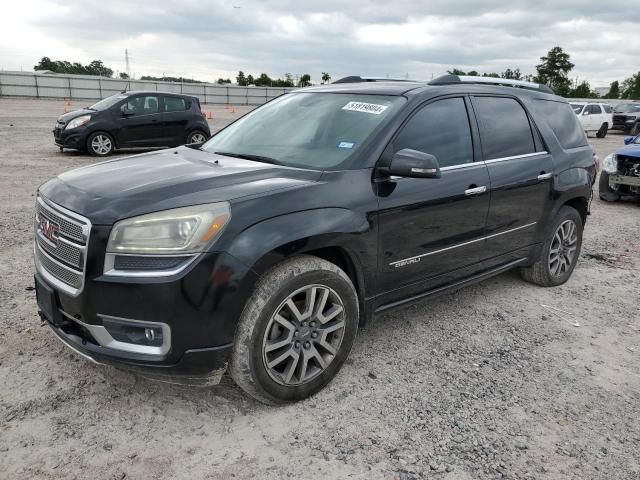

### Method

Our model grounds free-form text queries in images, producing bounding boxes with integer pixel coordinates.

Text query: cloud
[0,0,638,86]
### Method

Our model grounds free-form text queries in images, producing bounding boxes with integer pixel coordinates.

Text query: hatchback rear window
[165,97,188,112]
[534,100,588,150]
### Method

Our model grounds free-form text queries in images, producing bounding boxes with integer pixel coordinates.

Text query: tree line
[448,46,640,99]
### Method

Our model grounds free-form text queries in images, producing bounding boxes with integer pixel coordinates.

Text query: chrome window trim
[58,310,171,356]
[103,252,199,277]
[389,222,537,267]
[483,151,548,165]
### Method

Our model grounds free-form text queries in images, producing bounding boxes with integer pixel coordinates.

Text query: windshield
[570,103,584,114]
[615,103,640,113]
[202,93,403,169]
[89,94,128,111]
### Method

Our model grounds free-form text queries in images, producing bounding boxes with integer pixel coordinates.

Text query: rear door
[115,94,164,146]
[162,95,191,145]
[376,96,491,297]
[471,95,554,257]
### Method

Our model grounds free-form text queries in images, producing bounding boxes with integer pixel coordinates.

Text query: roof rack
[333,76,416,84]
[428,74,555,94]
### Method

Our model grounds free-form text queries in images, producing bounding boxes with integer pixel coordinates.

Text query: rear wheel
[599,171,621,202]
[596,123,608,138]
[87,132,115,156]
[520,206,583,287]
[186,130,207,144]
[229,255,359,404]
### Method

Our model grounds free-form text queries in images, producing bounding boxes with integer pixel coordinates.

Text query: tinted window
[393,97,473,168]
[473,97,535,160]
[121,95,159,116]
[603,104,613,113]
[534,100,588,150]
[165,96,187,112]
[587,104,602,114]
[570,103,584,114]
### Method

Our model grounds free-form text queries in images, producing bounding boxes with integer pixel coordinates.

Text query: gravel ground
[0,98,639,480]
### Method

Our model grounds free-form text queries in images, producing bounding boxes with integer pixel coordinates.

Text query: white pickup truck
[570,102,613,138]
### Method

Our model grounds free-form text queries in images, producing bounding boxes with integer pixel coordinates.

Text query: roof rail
[428,74,555,94]
[333,76,416,84]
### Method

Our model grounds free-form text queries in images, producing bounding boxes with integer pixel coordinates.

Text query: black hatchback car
[35,75,595,404]
[53,91,211,156]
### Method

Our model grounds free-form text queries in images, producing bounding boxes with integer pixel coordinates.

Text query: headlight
[65,115,91,130]
[107,202,231,254]
[602,153,618,174]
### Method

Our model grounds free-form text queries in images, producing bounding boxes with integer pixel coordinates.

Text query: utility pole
[125,49,131,78]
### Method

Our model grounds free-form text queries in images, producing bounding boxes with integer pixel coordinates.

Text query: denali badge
[39,216,60,244]
[394,257,421,268]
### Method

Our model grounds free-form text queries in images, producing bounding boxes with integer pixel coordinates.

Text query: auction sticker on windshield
[342,101,389,115]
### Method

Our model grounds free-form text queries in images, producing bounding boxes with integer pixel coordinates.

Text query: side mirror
[122,107,134,117]
[624,136,635,145]
[386,149,441,179]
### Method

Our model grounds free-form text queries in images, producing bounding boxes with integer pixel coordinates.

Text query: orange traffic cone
[63,99,72,113]
[207,111,213,120]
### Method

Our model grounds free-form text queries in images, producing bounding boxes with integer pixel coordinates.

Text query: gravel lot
[0,98,639,480]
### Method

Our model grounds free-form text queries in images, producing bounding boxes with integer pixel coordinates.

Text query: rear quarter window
[164,97,188,112]
[534,100,588,150]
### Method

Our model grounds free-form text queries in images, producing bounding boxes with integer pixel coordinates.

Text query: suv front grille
[34,196,91,295]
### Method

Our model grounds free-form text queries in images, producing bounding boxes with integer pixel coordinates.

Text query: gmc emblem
[39,216,60,244]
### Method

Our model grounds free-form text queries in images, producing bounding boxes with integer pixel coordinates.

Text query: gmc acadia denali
[34,75,596,404]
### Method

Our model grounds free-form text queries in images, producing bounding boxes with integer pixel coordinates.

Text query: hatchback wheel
[520,206,583,287]
[187,130,207,144]
[229,255,359,404]
[87,132,115,157]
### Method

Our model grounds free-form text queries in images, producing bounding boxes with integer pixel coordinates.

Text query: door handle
[537,172,553,181]
[464,185,487,196]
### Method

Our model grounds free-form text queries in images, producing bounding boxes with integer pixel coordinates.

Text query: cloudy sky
[0,0,638,87]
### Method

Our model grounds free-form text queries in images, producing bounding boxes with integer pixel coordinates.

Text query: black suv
[612,102,640,135]
[35,75,595,404]
[53,91,211,156]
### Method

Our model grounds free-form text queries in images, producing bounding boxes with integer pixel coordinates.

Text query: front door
[470,95,554,256]
[376,97,491,299]
[115,94,164,147]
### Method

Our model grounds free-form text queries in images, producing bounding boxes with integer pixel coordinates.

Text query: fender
[225,207,376,297]
[550,166,593,221]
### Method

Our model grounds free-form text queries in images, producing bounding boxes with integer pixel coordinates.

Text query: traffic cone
[207,111,213,120]
[231,106,235,114]
[63,99,72,113]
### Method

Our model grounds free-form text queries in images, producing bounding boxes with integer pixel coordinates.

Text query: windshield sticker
[342,101,389,115]
[337,141,355,149]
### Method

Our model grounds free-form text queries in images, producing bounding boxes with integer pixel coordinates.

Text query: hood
[39,146,322,224]
[616,143,640,158]
[57,108,94,124]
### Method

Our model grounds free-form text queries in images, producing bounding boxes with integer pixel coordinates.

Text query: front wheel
[596,123,608,138]
[87,132,115,156]
[520,206,583,287]
[599,171,621,202]
[229,255,359,404]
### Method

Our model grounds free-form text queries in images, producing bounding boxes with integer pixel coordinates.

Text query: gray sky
[0,0,638,87]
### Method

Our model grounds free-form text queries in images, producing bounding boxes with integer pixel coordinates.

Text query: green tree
[501,68,522,80]
[119,72,129,79]
[447,68,466,75]
[298,74,312,87]
[466,70,479,76]
[482,72,500,78]
[321,72,331,84]
[33,56,114,77]
[534,46,574,96]
[254,73,272,86]
[247,74,255,85]
[236,71,247,86]
[604,80,620,99]
[569,80,595,98]
[621,72,640,99]
[216,78,231,84]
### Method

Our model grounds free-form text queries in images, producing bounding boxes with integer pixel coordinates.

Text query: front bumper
[53,126,89,150]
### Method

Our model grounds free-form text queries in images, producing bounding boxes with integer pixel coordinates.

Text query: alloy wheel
[188,132,206,144]
[262,284,346,386]
[548,219,578,277]
[91,135,112,155]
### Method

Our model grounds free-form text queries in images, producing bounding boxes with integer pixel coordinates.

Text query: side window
[393,97,473,168]
[603,105,613,114]
[164,96,188,112]
[588,104,602,114]
[533,100,588,149]
[473,97,535,160]
[121,95,159,116]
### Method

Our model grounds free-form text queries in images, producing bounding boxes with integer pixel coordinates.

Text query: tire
[229,255,359,404]
[631,123,640,136]
[519,206,583,287]
[186,130,208,145]
[86,132,115,157]
[598,171,621,202]
[596,123,608,138]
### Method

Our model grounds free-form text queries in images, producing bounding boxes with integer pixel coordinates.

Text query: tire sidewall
[541,207,583,286]
[187,130,207,144]
[232,259,358,404]
[86,131,114,156]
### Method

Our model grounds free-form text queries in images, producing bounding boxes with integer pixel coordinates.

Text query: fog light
[102,317,164,347]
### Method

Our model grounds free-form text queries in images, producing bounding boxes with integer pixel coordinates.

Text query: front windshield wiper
[214,151,284,166]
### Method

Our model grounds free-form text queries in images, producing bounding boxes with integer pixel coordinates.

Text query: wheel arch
[86,129,117,151]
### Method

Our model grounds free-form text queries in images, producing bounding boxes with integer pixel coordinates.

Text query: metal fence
[0,71,296,105]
